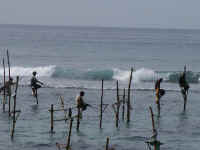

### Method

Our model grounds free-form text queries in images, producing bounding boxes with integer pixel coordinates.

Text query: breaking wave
[0,65,55,77]
[167,71,200,83]
[0,65,199,83]
[51,67,114,80]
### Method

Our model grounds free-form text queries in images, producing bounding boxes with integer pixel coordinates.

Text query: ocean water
[0,24,200,150]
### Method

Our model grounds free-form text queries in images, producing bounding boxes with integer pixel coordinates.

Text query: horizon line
[0,23,200,31]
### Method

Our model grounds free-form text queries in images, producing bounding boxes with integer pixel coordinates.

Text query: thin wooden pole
[3,58,6,112]
[183,65,187,111]
[127,67,133,123]
[116,80,120,128]
[100,79,103,129]
[76,107,80,131]
[66,118,73,150]
[50,104,54,133]
[6,50,10,81]
[14,76,19,98]
[149,106,157,150]
[184,96,187,111]
[7,50,11,116]
[68,108,72,118]
[11,76,19,138]
[106,137,109,150]
[35,89,38,104]
[156,98,160,117]
[11,93,16,138]
[60,96,68,122]
[122,88,125,121]
[149,107,155,131]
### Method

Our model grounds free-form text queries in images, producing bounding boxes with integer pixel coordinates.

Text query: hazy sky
[0,0,199,29]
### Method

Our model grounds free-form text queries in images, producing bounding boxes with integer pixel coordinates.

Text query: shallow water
[0,86,199,150]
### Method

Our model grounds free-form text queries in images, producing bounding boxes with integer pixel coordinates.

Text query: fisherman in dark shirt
[179,66,190,111]
[179,71,189,96]
[30,71,43,97]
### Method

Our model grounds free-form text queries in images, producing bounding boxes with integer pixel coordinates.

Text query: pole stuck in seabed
[147,106,163,150]
[66,118,73,150]
[76,107,80,131]
[122,88,125,121]
[2,58,6,112]
[116,80,120,128]
[50,104,54,133]
[100,79,103,129]
[127,67,133,123]
[105,137,109,150]
[11,76,19,138]
[7,49,12,116]
[183,65,188,111]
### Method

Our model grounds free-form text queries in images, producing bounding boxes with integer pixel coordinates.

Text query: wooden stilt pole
[60,96,68,122]
[127,67,133,123]
[149,106,157,150]
[122,88,125,121]
[116,80,120,128]
[106,137,109,150]
[50,104,54,133]
[7,50,11,116]
[149,107,155,132]
[35,89,38,104]
[76,107,80,131]
[11,76,19,138]
[183,65,187,111]
[157,100,160,117]
[66,118,73,150]
[11,93,16,138]
[184,96,187,111]
[100,79,103,129]
[68,108,72,118]
[2,58,6,112]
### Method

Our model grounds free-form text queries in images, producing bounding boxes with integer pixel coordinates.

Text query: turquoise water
[0,24,200,150]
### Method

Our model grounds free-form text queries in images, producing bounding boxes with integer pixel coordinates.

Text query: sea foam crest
[0,65,199,83]
[113,68,157,83]
[113,68,130,81]
[133,68,157,82]
[0,65,56,77]
[0,66,157,82]
[113,68,200,83]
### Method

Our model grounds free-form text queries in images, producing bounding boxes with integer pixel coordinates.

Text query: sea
[0,24,200,150]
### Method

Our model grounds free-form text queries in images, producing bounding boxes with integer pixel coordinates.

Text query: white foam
[113,68,130,81]
[113,68,158,83]
[0,65,56,77]
[133,68,157,83]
